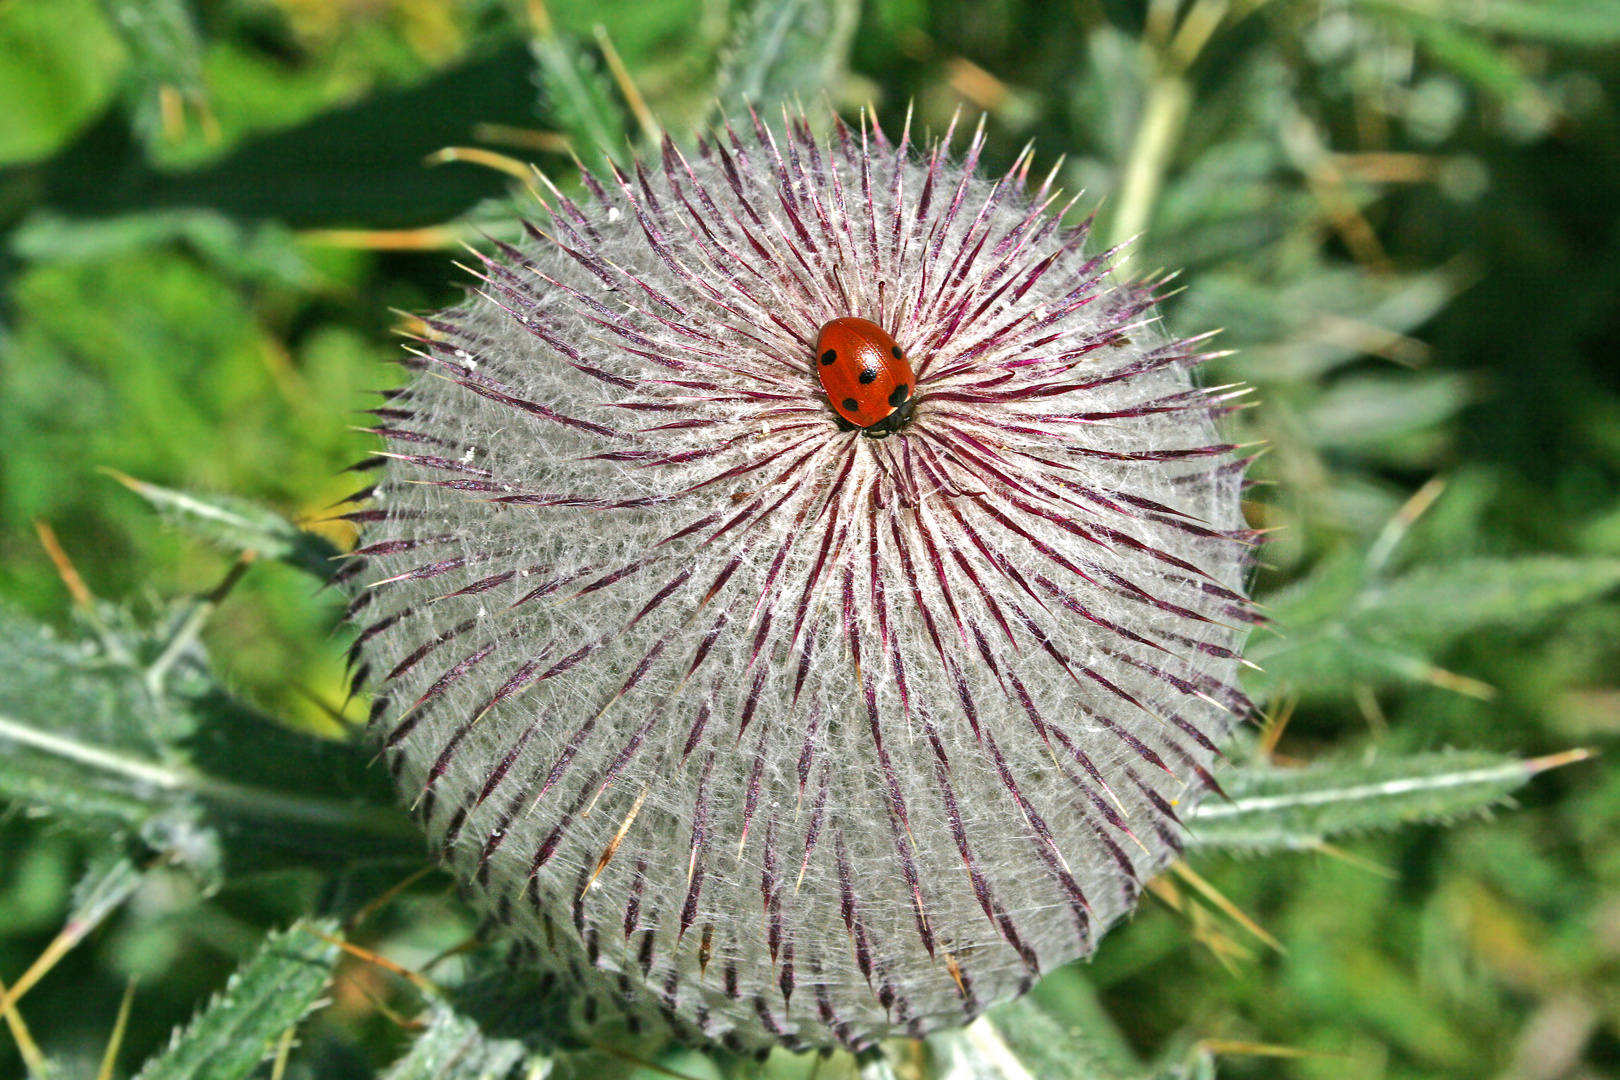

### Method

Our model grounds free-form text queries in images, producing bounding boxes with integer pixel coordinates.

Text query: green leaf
[1066,26,1150,166]
[1297,371,1472,459]
[1149,1043,1219,1080]
[1359,0,1620,46]
[0,0,124,166]
[1185,750,1588,852]
[532,27,627,175]
[380,1002,537,1080]
[1249,555,1620,699]
[1182,263,1467,383]
[99,0,208,158]
[0,605,416,878]
[176,685,418,875]
[923,994,1145,1080]
[66,851,146,947]
[1350,557,1620,647]
[0,852,147,1019]
[1029,971,1145,1079]
[105,470,342,581]
[715,0,862,120]
[1393,12,1543,103]
[133,919,342,1080]
[0,605,188,830]
[11,210,318,289]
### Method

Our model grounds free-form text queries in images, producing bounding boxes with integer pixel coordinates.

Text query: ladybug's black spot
[820,349,837,366]
[841,398,859,412]
[888,384,910,407]
[858,368,878,384]
[891,345,903,359]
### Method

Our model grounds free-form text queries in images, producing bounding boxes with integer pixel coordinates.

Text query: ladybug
[814,317,916,438]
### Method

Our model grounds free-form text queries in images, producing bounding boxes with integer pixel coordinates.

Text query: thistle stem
[1109,72,1191,250]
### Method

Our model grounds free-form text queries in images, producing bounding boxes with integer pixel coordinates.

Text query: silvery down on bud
[340,109,1259,1055]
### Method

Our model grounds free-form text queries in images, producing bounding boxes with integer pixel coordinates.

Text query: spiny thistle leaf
[1295,371,1471,455]
[379,1002,538,1080]
[0,852,146,1019]
[67,849,145,928]
[1183,750,1589,852]
[104,470,341,580]
[1345,557,1620,645]
[1391,12,1547,104]
[132,919,342,1080]
[12,209,316,288]
[1247,555,1620,700]
[531,24,627,175]
[0,604,415,878]
[1358,0,1620,46]
[715,0,861,119]
[99,0,207,156]
[350,109,1257,1052]
[0,604,187,829]
[1152,1047,1219,1080]
[1183,265,1466,384]
[924,994,1146,1080]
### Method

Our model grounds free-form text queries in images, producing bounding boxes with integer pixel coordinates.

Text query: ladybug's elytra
[814,317,916,438]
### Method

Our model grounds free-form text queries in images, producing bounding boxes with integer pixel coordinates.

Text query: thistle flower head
[345,109,1257,1054]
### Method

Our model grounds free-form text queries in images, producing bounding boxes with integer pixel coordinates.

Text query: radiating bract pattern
[342,111,1258,1054]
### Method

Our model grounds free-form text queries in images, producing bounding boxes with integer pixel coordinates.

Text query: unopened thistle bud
[343,110,1257,1054]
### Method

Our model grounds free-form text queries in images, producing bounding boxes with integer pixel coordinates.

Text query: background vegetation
[3,0,1620,1077]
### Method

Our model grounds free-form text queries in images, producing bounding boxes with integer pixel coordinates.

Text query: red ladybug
[814,317,916,438]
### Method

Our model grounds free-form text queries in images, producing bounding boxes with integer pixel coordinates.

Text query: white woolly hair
[342,110,1258,1055]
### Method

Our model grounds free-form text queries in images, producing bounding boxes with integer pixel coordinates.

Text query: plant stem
[1109,72,1191,250]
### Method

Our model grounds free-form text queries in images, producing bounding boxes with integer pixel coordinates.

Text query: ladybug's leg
[859,396,916,439]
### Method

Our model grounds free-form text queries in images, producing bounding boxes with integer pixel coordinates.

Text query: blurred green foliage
[2,0,1620,1077]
